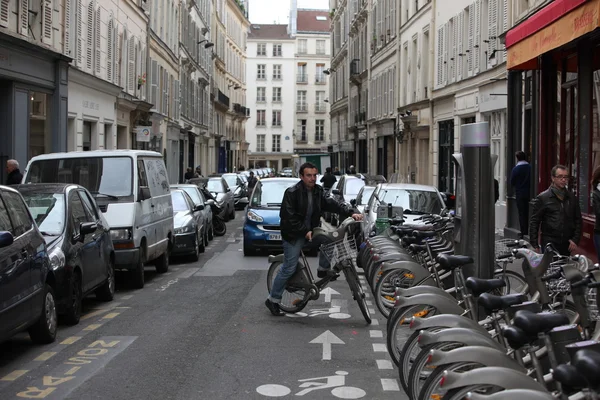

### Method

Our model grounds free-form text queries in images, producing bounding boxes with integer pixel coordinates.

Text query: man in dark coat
[6,159,23,185]
[510,151,531,238]
[320,167,337,190]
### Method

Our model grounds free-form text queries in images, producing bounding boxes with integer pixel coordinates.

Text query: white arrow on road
[320,287,340,303]
[310,330,345,360]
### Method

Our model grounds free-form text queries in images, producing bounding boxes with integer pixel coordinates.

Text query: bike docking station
[452,121,497,281]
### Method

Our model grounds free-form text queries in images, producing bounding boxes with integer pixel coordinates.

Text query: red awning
[506,0,588,48]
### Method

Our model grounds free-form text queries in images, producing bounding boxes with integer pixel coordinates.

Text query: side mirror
[350,199,357,206]
[138,186,151,201]
[332,189,341,195]
[0,231,14,248]
[194,204,205,211]
[74,222,97,242]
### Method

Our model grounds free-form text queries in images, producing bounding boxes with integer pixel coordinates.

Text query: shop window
[29,92,51,159]
[83,121,92,151]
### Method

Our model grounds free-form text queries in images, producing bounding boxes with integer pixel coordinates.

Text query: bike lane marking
[7,336,137,400]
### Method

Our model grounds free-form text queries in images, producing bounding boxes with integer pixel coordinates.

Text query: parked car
[353,185,376,214]
[206,177,235,221]
[171,184,213,242]
[210,173,249,210]
[170,189,206,261]
[22,150,174,289]
[280,167,293,177]
[243,178,299,256]
[363,183,446,236]
[0,185,55,344]
[16,183,115,325]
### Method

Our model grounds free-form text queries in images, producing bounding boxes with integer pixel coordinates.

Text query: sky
[248,0,329,25]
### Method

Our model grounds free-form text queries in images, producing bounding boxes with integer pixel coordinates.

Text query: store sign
[135,126,151,142]
[340,141,354,151]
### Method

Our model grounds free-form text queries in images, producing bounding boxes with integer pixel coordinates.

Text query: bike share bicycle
[266,217,372,324]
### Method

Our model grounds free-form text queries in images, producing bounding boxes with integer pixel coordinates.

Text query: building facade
[246,24,295,170]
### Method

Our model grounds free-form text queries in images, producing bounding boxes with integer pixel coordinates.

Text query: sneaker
[265,299,284,316]
[317,270,339,281]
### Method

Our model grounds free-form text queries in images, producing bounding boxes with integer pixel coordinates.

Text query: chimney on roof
[288,0,297,36]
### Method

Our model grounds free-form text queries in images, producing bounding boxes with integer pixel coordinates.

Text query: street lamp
[228,84,241,90]
[323,67,336,75]
[198,39,215,49]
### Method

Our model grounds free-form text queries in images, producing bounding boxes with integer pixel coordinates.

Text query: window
[3,192,33,237]
[78,190,99,220]
[297,91,307,112]
[272,87,282,102]
[316,64,326,84]
[257,135,266,152]
[257,87,266,102]
[273,64,282,80]
[257,43,266,56]
[0,196,12,232]
[298,39,307,54]
[272,43,282,56]
[272,135,281,152]
[316,40,326,55]
[257,64,266,79]
[256,110,266,126]
[272,110,281,127]
[297,119,307,141]
[315,120,325,142]
[297,63,307,83]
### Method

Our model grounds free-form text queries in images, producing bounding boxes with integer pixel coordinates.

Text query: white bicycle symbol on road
[256,371,366,398]
[284,306,351,320]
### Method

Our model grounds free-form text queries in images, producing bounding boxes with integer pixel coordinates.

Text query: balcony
[315,103,327,113]
[233,103,248,117]
[296,102,308,112]
[315,74,326,84]
[218,90,229,108]
[296,74,308,84]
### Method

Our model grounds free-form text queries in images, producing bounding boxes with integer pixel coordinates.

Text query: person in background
[195,166,203,178]
[320,167,337,190]
[510,151,531,239]
[591,166,600,261]
[247,171,258,190]
[333,167,341,176]
[184,167,194,181]
[529,164,581,255]
[6,159,22,185]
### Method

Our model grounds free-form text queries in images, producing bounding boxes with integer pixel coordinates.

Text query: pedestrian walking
[6,159,22,185]
[184,167,194,181]
[320,167,336,190]
[529,164,582,255]
[510,151,531,238]
[333,167,341,176]
[591,166,600,261]
[247,171,258,190]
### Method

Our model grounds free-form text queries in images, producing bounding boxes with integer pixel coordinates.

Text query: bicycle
[266,217,372,324]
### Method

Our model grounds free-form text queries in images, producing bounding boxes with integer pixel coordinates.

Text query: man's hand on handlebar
[305,231,313,241]
[351,213,363,221]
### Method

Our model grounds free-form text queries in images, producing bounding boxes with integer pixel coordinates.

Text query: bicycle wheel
[418,362,484,400]
[492,269,529,295]
[374,268,414,319]
[408,342,464,400]
[343,263,372,324]
[267,261,307,313]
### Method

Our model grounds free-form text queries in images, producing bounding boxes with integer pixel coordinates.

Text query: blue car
[243,178,299,256]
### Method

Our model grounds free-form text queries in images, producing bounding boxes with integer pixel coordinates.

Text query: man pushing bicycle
[265,162,363,316]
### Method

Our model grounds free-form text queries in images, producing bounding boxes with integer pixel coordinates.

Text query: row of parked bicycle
[355,213,600,399]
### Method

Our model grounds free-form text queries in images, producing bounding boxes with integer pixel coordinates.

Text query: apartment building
[0,0,70,178]
[246,24,295,170]
[397,0,433,185]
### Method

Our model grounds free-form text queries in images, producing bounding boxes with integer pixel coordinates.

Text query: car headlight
[246,210,264,222]
[110,228,132,241]
[175,225,195,234]
[49,247,65,270]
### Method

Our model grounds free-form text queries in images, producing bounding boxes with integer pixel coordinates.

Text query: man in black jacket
[320,167,337,190]
[529,164,582,255]
[6,159,22,185]
[265,162,362,316]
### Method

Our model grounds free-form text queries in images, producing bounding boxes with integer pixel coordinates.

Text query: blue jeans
[268,238,331,303]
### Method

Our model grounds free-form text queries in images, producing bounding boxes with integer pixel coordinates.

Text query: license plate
[268,234,282,241]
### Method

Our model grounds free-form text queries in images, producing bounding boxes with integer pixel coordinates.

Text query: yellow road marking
[60,336,82,345]
[1,370,28,381]
[83,324,102,331]
[80,309,109,321]
[34,352,56,361]
[102,312,120,319]
[65,366,81,375]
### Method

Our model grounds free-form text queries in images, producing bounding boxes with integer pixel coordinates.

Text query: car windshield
[25,157,133,197]
[207,180,225,193]
[223,175,238,188]
[344,179,365,195]
[171,191,189,212]
[179,187,202,205]
[21,192,66,236]
[359,187,375,205]
[251,180,298,207]
[378,188,443,214]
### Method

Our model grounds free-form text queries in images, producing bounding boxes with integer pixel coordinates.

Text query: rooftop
[248,24,292,40]
[297,9,330,33]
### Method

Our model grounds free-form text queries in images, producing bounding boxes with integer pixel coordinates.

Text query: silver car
[171,189,206,260]
[207,177,235,221]
[363,183,446,236]
[171,184,213,242]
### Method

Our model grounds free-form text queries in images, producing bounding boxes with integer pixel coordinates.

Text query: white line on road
[372,344,387,352]
[381,378,400,391]
[366,300,373,306]
[364,292,370,299]
[371,318,379,326]
[369,330,383,338]
[120,295,133,300]
[368,308,376,314]
[376,360,394,370]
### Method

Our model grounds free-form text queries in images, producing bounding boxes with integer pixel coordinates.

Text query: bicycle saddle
[409,244,428,253]
[465,277,506,297]
[513,310,570,337]
[313,217,360,242]
[436,254,474,270]
[572,349,600,391]
[401,236,419,246]
[552,364,589,390]
[501,325,533,350]
[477,293,527,314]
[413,230,437,239]
[513,248,553,277]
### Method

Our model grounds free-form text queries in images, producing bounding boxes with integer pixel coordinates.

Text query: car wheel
[190,233,200,261]
[63,271,83,325]
[28,284,58,344]
[155,245,170,273]
[131,246,145,289]
[198,229,206,254]
[208,224,214,241]
[243,240,252,256]
[203,229,209,247]
[96,258,115,302]
[230,206,235,220]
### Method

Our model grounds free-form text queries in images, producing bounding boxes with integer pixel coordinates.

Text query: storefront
[0,35,69,181]
[505,0,600,259]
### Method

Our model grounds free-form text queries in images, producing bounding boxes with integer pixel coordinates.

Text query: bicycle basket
[495,239,518,259]
[320,234,358,267]
[587,287,599,321]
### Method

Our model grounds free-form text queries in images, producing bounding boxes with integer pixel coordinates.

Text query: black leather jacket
[280,181,352,242]
[529,186,582,247]
[592,187,600,232]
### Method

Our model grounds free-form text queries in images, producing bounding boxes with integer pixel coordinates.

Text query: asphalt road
[0,212,407,400]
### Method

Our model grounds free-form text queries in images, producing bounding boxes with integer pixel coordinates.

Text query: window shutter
[502,0,508,61]
[20,0,28,36]
[488,0,498,68]
[150,59,158,107]
[0,0,9,28]
[85,1,93,71]
[114,26,120,84]
[457,11,464,81]
[174,80,180,121]
[107,18,113,82]
[42,0,53,45]
[120,31,127,87]
[443,23,448,85]
[95,7,101,75]
[162,70,168,114]
[64,0,71,55]
[474,0,481,74]
[436,26,443,87]
[140,46,146,100]
[450,18,456,83]
[128,36,134,93]
[467,3,474,76]
[76,0,83,66]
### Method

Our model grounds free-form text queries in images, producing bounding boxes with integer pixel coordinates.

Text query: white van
[22,150,174,289]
